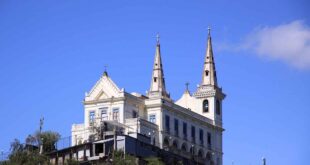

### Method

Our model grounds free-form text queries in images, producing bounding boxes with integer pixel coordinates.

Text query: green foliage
[25,130,61,153]
[145,157,165,165]
[36,131,61,153]
[10,139,23,154]
[112,150,136,165]
[4,139,50,165]
[65,159,79,165]
[4,132,169,165]
[3,131,61,165]
[25,134,38,146]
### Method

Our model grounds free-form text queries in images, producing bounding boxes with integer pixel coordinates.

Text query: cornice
[193,85,226,99]
[83,97,125,105]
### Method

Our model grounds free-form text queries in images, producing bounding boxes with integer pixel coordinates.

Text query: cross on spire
[185,82,189,91]
[104,65,108,72]
[208,26,211,36]
[156,33,160,44]
[103,65,108,76]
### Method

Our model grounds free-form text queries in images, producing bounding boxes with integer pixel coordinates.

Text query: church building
[71,29,225,165]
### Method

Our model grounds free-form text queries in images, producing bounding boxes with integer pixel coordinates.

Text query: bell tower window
[203,100,209,112]
[205,70,209,76]
[216,100,221,115]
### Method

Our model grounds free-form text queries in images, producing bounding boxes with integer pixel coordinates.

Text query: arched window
[216,100,221,115]
[190,145,195,155]
[206,152,212,161]
[172,140,178,149]
[163,137,169,147]
[181,143,187,152]
[203,100,209,112]
[198,149,204,158]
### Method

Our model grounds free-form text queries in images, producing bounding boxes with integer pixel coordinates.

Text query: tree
[65,159,79,165]
[2,130,61,165]
[100,150,138,165]
[25,134,38,146]
[10,139,23,154]
[36,131,61,153]
[26,131,61,153]
[4,139,49,165]
[145,157,165,165]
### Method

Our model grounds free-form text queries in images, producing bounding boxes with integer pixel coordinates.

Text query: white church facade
[71,30,225,165]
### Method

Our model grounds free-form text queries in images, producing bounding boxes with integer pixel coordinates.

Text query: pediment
[175,91,195,110]
[95,90,109,100]
[85,75,122,101]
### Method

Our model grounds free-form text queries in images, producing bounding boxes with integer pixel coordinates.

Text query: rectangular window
[174,119,179,136]
[149,114,156,123]
[199,129,204,144]
[165,115,170,132]
[191,126,196,143]
[216,100,221,115]
[207,132,211,146]
[183,122,187,138]
[112,108,119,121]
[132,110,137,118]
[89,111,95,126]
[99,107,108,121]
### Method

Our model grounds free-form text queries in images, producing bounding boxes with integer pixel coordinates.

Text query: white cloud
[232,20,310,69]
[241,20,310,69]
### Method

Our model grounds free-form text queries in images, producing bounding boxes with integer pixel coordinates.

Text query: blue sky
[0,0,309,164]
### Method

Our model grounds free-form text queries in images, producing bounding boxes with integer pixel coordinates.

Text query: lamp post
[212,152,215,165]
[262,157,266,165]
[152,130,155,145]
[148,132,151,144]
[191,144,194,156]
[40,137,44,155]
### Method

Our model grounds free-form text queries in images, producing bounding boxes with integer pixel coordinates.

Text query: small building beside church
[71,30,226,165]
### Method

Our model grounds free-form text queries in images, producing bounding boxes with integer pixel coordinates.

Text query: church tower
[147,34,170,100]
[193,28,225,126]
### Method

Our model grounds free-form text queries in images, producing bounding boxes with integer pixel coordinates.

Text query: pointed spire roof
[148,34,170,99]
[201,27,218,86]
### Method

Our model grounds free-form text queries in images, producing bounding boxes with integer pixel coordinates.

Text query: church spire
[148,34,169,99]
[201,27,218,86]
